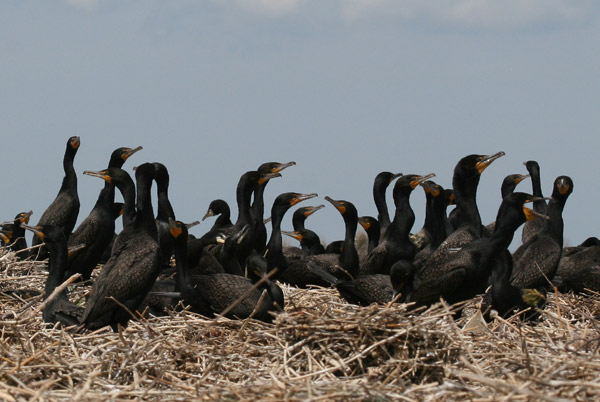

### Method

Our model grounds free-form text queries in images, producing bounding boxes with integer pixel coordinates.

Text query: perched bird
[554,237,600,293]
[411,181,453,269]
[482,173,530,237]
[65,146,141,280]
[252,161,295,254]
[407,192,548,307]
[419,152,505,272]
[32,136,81,260]
[511,176,574,289]
[361,174,434,276]
[202,199,233,232]
[282,229,326,256]
[484,255,546,321]
[1,211,33,256]
[81,163,160,331]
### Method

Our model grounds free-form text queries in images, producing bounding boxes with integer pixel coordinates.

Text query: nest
[1,246,600,401]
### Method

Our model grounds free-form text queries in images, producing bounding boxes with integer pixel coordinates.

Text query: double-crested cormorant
[357,216,380,266]
[1,211,33,256]
[485,255,546,320]
[274,197,360,287]
[33,136,81,260]
[21,224,83,326]
[420,152,505,269]
[65,146,141,280]
[511,176,574,289]
[361,174,434,276]
[482,173,530,237]
[358,216,380,253]
[252,161,295,254]
[554,237,600,293]
[292,205,325,231]
[282,229,326,256]
[412,181,453,270]
[150,219,284,321]
[522,160,548,244]
[406,192,548,307]
[202,199,232,232]
[81,163,160,331]
[281,204,326,258]
[197,170,280,265]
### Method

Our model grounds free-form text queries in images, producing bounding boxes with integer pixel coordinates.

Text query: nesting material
[1,247,600,401]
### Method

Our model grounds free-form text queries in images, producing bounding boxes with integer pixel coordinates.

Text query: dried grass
[1,246,600,401]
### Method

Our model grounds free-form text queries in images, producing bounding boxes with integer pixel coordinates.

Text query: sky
[2,0,600,249]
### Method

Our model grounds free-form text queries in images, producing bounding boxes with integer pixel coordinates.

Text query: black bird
[252,161,295,254]
[373,171,402,236]
[152,221,284,322]
[358,216,380,252]
[482,173,530,237]
[74,168,137,280]
[1,211,33,256]
[282,229,326,256]
[292,205,325,231]
[554,237,600,293]
[412,181,453,270]
[269,195,364,288]
[420,152,505,270]
[64,146,141,280]
[407,192,547,307]
[282,205,327,258]
[153,162,177,267]
[522,160,548,244]
[21,224,83,326]
[197,170,280,266]
[191,254,284,322]
[485,254,546,321]
[81,163,160,331]
[511,176,574,289]
[32,136,81,260]
[357,216,380,266]
[361,174,435,276]
[279,197,361,286]
[202,199,233,232]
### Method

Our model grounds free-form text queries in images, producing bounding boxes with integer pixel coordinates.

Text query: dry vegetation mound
[1,247,600,401]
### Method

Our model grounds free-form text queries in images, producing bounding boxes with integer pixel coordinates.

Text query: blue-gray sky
[2,1,599,247]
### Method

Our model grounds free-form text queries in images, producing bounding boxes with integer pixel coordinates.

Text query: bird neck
[265,207,287,274]
[93,183,116,212]
[45,240,69,299]
[542,197,566,247]
[339,215,359,277]
[236,176,256,226]
[388,194,415,242]
[135,174,157,236]
[156,190,175,221]
[454,180,482,231]
[428,196,450,248]
[60,146,78,193]
[366,226,380,252]
[374,184,391,229]
[115,179,136,228]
